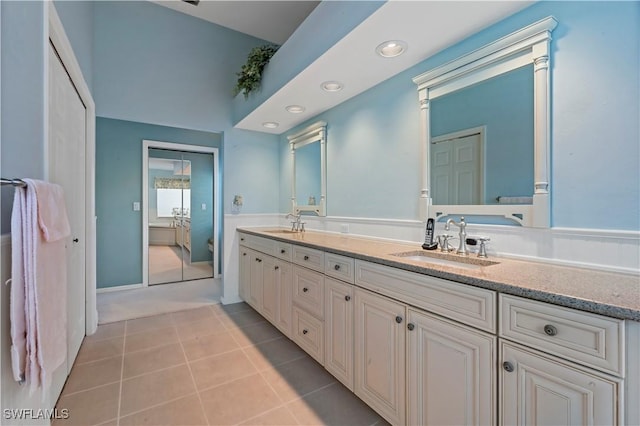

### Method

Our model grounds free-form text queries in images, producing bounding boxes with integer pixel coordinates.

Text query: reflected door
[148,149,214,285]
[431,132,482,205]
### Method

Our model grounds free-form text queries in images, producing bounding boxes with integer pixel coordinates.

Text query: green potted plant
[233,44,279,99]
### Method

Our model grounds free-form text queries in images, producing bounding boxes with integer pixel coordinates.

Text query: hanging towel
[10,179,70,395]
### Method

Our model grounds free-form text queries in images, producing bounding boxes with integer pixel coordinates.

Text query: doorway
[142,141,220,287]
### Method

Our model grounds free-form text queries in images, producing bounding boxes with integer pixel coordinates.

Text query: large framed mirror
[288,121,327,216]
[413,16,557,227]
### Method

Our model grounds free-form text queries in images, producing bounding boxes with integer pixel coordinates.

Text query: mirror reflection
[295,141,321,208]
[148,148,214,284]
[430,64,534,206]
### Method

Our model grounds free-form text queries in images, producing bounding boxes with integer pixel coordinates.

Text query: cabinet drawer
[292,245,325,272]
[500,294,624,376]
[238,232,275,256]
[292,266,325,319]
[274,241,292,262]
[325,253,355,284]
[355,260,496,333]
[292,306,324,365]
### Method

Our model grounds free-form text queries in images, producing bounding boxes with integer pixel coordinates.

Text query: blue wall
[53,0,93,90]
[96,117,221,288]
[93,1,281,217]
[280,1,640,231]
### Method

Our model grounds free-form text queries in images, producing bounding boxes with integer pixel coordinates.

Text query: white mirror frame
[288,121,327,216]
[413,16,557,227]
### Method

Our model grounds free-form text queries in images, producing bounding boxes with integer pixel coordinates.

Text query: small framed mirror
[288,121,327,216]
[413,17,557,228]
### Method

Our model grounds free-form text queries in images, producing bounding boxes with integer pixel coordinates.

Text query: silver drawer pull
[544,324,558,336]
[334,264,341,271]
[395,316,403,324]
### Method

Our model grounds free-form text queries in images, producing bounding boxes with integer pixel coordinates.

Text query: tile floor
[148,245,213,285]
[55,303,387,426]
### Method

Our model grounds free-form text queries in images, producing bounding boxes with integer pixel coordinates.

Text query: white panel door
[261,256,278,323]
[248,250,264,312]
[501,342,619,426]
[274,260,292,337]
[431,132,481,204]
[48,43,86,375]
[407,309,496,425]
[354,288,406,425]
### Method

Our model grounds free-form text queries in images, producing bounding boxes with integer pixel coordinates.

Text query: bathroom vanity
[237,227,639,426]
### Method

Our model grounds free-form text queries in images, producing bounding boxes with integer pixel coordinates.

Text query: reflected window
[157,188,191,217]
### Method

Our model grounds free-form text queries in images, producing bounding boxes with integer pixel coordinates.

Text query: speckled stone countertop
[238,227,640,321]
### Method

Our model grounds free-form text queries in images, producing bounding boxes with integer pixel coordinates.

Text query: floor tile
[261,356,336,403]
[124,325,179,353]
[286,382,385,426]
[62,356,122,395]
[219,308,267,329]
[118,394,207,426]
[123,342,186,378]
[126,313,174,334]
[175,315,228,342]
[75,336,123,364]
[243,337,307,371]
[229,320,285,347]
[211,301,251,317]
[171,306,216,325]
[85,322,126,343]
[189,349,257,391]
[119,364,196,416]
[181,330,239,361]
[239,406,299,425]
[199,374,281,425]
[54,383,119,426]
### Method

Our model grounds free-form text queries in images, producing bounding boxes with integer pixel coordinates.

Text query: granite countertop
[238,227,640,321]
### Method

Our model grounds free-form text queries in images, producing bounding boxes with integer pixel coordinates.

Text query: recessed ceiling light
[321,81,344,92]
[375,40,407,58]
[262,122,279,129]
[285,105,305,114]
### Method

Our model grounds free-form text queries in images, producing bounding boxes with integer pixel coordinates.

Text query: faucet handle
[476,237,490,258]
[438,234,454,252]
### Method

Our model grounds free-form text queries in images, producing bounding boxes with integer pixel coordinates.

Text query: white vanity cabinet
[325,277,354,391]
[354,287,407,425]
[499,294,625,426]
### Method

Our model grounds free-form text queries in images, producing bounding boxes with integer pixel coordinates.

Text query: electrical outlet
[133,202,140,211]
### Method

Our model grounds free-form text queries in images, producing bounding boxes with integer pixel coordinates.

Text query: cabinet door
[354,288,406,425]
[501,341,619,426]
[275,260,293,337]
[238,247,251,302]
[407,309,496,426]
[262,256,278,323]
[248,251,264,312]
[325,278,354,391]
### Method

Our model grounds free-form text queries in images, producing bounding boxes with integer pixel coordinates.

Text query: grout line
[116,392,200,423]
[61,379,123,398]
[116,320,127,426]
[174,317,210,426]
[192,370,261,395]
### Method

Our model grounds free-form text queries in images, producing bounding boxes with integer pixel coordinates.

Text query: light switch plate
[201,203,206,210]
[133,202,140,211]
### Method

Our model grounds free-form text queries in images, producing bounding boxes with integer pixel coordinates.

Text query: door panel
[48,43,86,375]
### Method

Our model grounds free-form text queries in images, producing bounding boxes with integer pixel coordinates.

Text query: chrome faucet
[444,216,468,255]
[285,213,305,232]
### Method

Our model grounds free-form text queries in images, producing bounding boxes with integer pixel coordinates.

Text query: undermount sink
[391,250,499,270]
[264,229,300,234]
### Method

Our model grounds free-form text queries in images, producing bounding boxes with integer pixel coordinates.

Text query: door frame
[48,4,97,336]
[142,140,221,286]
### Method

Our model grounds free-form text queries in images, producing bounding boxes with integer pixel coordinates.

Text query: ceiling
[151,0,319,44]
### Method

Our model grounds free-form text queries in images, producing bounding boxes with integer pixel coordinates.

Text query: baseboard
[97,283,144,293]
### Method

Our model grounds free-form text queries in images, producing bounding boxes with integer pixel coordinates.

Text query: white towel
[10,179,70,395]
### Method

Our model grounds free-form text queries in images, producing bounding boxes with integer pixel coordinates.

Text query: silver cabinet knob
[407,323,415,331]
[503,362,515,372]
[395,316,403,324]
[345,295,351,302]
[544,324,558,336]
[334,264,341,270]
